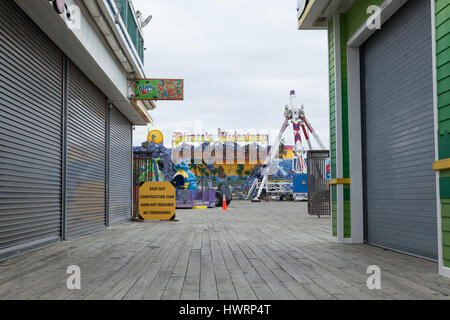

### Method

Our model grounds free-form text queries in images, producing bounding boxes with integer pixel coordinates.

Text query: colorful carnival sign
[172,131,269,147]
[135,79,184,100]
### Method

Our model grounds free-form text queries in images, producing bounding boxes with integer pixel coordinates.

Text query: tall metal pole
[252,117,289,202]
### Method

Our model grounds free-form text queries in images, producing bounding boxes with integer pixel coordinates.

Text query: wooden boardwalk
[1,200,450,300]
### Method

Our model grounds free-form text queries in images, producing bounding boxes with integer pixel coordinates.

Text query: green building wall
[328,17,337,237]
[442,170,450,267]
[436,0,450,268]
[327,15,345,238]
[342,1,383,238]
[329,18,336,177]
[326,0,450,267]
[340,0,386,239]
[330,0,422,240]
[328,1,384,239]
[339,13,351,238]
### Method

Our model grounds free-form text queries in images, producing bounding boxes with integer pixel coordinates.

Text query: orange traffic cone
[222,194,227,210]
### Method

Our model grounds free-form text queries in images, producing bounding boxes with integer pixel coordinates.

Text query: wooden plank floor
[1,200,450,300]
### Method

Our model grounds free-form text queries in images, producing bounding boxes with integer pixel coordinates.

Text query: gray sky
[132,0,329,149]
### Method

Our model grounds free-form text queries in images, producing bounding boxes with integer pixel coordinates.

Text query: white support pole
[348,44,364,244]
[303,116,326,150]
[246,178,258,199]
[253,117,289,201]
[255,175,268,199]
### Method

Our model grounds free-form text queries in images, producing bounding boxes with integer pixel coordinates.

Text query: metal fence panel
[307,150,330,216]
[133,151,152,218]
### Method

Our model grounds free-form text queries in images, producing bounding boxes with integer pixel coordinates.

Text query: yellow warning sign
[138,181,176,221]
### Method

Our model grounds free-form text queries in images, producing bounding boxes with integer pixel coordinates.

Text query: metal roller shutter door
[109,106,132,225]
[66,61,106,238]
[363,0,437,260]
[0,0,63,258]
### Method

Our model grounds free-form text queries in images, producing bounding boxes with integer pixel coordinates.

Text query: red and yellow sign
[138,182,176,220]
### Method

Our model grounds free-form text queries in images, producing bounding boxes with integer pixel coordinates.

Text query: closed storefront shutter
[0,0,63,258]
[66,61,106,238]
[109,106,132,225]
[362,0,437,260]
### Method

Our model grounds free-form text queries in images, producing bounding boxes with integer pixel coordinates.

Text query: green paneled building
[298,0,450,278]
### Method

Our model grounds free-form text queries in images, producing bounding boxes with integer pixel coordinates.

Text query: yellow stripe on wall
[329,178,351,185]
[433,159,450,171]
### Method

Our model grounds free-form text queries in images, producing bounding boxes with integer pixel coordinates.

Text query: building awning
[131,100,154,124]
[297,0,356,30]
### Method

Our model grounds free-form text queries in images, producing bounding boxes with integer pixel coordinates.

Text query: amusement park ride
[247,90,325,202]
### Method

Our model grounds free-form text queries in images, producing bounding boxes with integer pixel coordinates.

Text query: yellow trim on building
[329,178,351,185]
[433,158,450,171]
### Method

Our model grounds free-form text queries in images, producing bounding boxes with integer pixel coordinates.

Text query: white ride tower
[248,90,325,202]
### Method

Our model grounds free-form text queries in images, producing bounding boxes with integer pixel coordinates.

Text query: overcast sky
[132,0,329,149]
